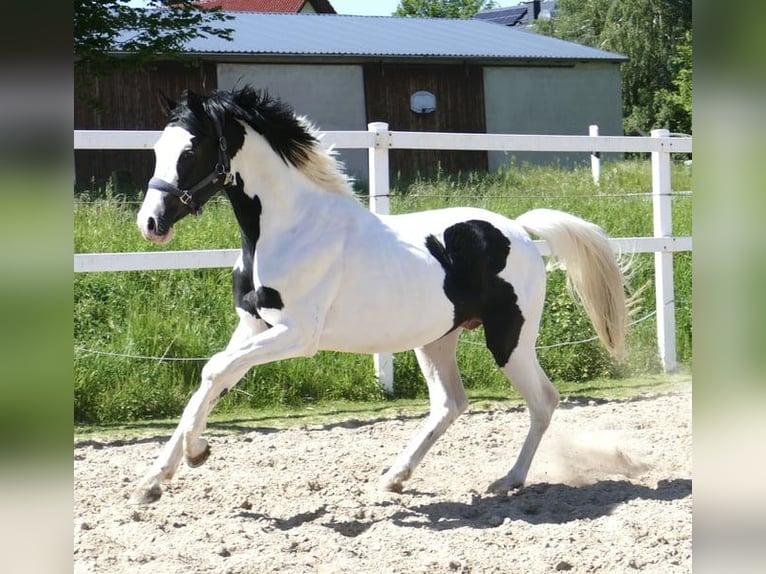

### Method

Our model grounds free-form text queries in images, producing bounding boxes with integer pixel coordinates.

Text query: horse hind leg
[487,345,560,494]
[380,329,467,492]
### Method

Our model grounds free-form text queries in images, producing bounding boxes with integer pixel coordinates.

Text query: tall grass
[74,159,692,423]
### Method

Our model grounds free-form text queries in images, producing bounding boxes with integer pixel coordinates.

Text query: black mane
[169,85,318,168]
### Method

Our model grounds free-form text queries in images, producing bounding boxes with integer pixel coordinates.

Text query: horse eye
[180,150,194,161]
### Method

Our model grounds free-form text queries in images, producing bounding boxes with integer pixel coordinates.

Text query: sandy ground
[74,382,691,573]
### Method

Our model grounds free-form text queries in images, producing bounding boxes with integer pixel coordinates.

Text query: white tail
[516,208,628,358]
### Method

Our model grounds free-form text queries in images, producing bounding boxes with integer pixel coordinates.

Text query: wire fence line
[460,309,659,350]
[380,191,692,200]
[74,310,659,364]
[73,190,693,206]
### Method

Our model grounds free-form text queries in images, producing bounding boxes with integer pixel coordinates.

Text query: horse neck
[229,126,358,238]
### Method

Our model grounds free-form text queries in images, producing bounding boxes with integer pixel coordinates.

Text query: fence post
[368,122,395,393]
[651,129,677,372]
[589,124,600,185]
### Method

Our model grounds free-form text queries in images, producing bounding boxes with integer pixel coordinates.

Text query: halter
[148,114,230,216]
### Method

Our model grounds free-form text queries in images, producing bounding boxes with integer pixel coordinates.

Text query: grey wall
[483,62,623,170]
[217,63,369,183]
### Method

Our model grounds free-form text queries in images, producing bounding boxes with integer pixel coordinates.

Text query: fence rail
[74,125,692,387]
[74,237,692,274]
[73,129,692,153]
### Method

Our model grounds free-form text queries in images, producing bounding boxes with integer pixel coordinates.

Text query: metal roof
[175,13,626,62]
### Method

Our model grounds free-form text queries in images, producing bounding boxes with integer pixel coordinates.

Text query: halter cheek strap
[148,115,230,216]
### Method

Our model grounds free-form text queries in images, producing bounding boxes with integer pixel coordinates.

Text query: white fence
[74,125,692,389]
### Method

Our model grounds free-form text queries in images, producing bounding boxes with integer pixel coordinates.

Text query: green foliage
[394,0,498,18]
[656,30,693,134]
[74,160,692,422]
[74,1,233,67]
[537,0,612,47]
[74,0,233,105]
[534,0,692,135]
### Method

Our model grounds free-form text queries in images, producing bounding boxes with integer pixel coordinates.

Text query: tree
[394,0,498,19]
[533,0,692,135]
[656,30,692,133]
[535,0,612,47]
[74,0,233,72]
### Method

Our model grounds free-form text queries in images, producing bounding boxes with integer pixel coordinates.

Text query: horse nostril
[147,217,156,232]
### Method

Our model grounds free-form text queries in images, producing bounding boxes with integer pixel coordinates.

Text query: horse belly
[317,271,455,354]
[318,308,454,354]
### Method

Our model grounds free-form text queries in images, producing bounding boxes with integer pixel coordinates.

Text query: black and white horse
[132,86,628,504]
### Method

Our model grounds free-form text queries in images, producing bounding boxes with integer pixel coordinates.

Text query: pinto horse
[132,86,628,505]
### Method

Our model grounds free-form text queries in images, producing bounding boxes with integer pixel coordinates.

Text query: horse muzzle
[138,215,175,244]
[137,194,175,244]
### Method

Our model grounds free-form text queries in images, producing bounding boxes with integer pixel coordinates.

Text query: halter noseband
[148,115,230,216]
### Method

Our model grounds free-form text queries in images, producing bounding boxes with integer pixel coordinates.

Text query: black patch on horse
[255,287,284,311]
[227,174,264,320]
[226,174,261,252]
[425,220,524,367]
[225,175,282,316]
[232,270,262,319]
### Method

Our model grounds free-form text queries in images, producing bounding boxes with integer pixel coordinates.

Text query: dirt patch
[74,384,691,573]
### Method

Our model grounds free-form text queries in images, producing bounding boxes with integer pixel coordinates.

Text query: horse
[132,85,629,505]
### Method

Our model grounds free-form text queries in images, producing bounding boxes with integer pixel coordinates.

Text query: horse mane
[199,86,354,196]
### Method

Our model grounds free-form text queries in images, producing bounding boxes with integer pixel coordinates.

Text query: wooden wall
[364,63,488,180]
[74,60,217,189]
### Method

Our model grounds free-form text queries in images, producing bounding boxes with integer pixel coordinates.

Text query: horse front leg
[129,321,314,505]
[183,311,270,467]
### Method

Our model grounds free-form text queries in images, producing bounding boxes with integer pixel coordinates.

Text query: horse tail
[516,208,629,359]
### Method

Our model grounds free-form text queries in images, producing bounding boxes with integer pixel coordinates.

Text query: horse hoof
[380,479,404,493]
[486,477,523,496]
[129,484,163,505]
[185,442,211,468]
[379,468,409,492]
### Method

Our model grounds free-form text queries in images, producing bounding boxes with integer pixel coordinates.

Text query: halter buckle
[179,190,193,206]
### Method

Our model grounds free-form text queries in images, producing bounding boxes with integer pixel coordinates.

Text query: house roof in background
[193,0,336,13]
[474,5,527,27]
[174,13,626,62]
[476,2,559,27]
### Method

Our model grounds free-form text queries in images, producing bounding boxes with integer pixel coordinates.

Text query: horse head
[137,89,235,244]
[137,85,351,244]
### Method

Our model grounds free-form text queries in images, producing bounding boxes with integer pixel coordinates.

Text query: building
[192,0,336,13]
[75,11,625,187]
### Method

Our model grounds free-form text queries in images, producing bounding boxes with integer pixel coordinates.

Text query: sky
[329,0,401,16]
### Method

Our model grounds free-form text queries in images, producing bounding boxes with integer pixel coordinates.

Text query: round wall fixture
[410,90,436,114]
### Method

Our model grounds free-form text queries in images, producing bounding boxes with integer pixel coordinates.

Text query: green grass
[74,159,692,424]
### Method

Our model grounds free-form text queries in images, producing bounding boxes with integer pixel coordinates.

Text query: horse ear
[157,90,176,116]
[180,89,204,116]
